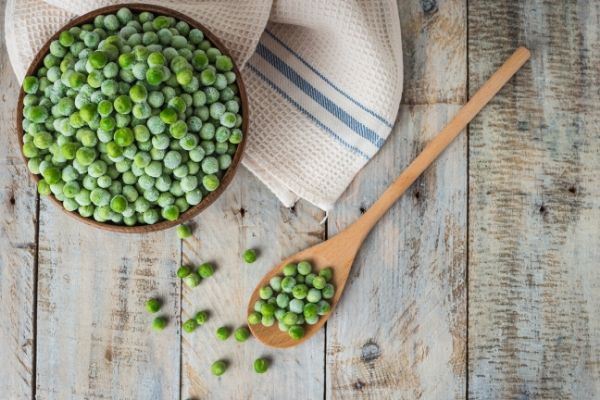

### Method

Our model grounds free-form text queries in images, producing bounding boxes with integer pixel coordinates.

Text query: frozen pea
[199,123,215,140]
[169,120,188,139]
[163,150,182,169]
[201,157,219,174]
[202,174,219,192]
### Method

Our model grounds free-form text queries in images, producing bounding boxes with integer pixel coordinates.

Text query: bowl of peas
[17,4,248,233]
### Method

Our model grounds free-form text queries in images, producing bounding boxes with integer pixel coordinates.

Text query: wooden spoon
[248,47,531,348]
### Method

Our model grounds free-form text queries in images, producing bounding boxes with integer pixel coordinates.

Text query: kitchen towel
[5,0,403,210]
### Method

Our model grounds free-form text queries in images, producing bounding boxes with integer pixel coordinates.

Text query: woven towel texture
[6,0,402,210]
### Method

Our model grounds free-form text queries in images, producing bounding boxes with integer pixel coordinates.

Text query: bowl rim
[16,3,249,233]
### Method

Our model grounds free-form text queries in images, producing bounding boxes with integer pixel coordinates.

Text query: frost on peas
[21,10,243,226]
[200,156,219,174]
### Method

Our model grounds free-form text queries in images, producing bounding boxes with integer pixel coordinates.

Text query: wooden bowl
[16,3,249,233]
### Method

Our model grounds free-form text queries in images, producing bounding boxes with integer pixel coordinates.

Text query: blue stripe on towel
[247,63,370,160]
[265,29,394,128]
[256,43,385,148]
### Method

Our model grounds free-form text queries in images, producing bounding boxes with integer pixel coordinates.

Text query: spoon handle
[352,47,530,236]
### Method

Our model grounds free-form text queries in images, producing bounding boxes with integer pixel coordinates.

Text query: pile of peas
[20,7,243,226]
[248,261,335,340]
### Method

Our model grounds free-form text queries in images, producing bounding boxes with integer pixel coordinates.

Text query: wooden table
[1,1,599,398]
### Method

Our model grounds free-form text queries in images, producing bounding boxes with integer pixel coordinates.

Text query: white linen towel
[5,0,403,210]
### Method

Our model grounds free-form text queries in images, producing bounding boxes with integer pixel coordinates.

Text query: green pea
[114,95,132,114]
[259,286,273,300]
[292,284,308,300]
[108,194,126,213]
[317,300,331,316]
[161,204,179,221]
[319,267,334,282]
[200,68,216,86]
[283,263,297,277]
[89,51,107,69]
[152,316,168,331]
[306,288,322,303]
[288,325,305,340]
[229,327,250,343]
[211,360,227,376]
[177,265,191,278]
[322,283,335,299]
[145,298,161,313]
[297,261,312,275]
[177,224,192,239]
[216,326,231,341]
[23,76,39,94]
[183,271,201,288]
[129,84,148,102]
[198,262,214,278]
[202,174,219,191]
[195,310,208,325]
[260,303,276,317]
[146,66,165,85]
[182,318,198,333]
[312,276,326,290]
[159,107,178,124]
[281,277,296,294]
[59,31,75,47]
[289,299,304,314]
[247,311,261,325]
[38,179,52,195]
[269,276,282,292]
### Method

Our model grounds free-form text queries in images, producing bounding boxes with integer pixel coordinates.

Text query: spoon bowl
[247,230,360,348]
[248,47,531,348]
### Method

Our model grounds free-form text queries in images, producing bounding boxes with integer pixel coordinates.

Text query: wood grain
[35,210,181,399]
[0,0,37,397]
[180,167,326,399]
[325,0,467,398]
[468,1,600,398]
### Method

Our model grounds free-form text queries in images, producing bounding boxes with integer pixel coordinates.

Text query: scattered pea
[176,224,192,239]
[152,316,168,331]
[195,310,209,325]
[253,358,269,374]
[182,318,198,333]
[177,265,191,278]
[198,262,214,278]
[145,298,161,313]
[211,360,227,376]
[243,248,257,263]
[234,326,251,342]
[216,326,231,340]
[183,271,201,288]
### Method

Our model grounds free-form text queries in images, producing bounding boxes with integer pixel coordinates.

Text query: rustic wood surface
[467,1,600,399]
[0,2,37,398]
[0,0,599,399]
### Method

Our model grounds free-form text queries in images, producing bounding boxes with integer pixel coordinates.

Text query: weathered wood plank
[468,1,600,398]
[181,167,326,399]
[35,212,181,399]
[0,0,37,397]
[326,0,467,398]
